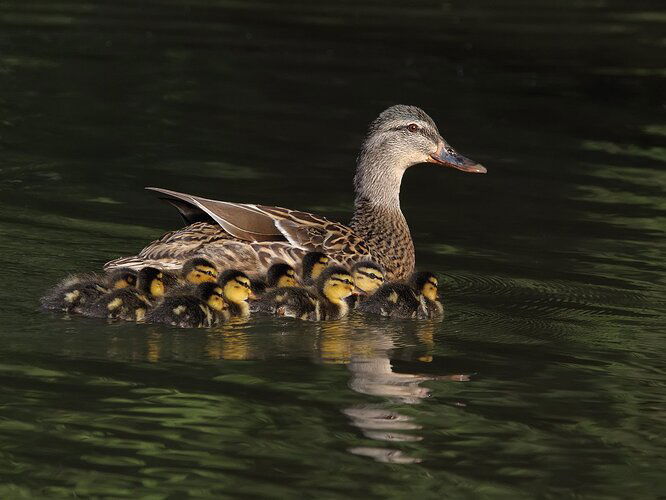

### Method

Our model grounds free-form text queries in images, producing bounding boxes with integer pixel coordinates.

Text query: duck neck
[348,146,415,279]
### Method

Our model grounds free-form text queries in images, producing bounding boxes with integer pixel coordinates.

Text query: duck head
[354,105,486,203]
[266,263,299,288]
[317,266,355,305]
[137,267,169,298]
[182,257,219,284]
[351,260,385,296]
[218,269,254,305]
[410,271,440,301]
[196,282,230,318]
[301,251,329,284]
[107,268,138,289]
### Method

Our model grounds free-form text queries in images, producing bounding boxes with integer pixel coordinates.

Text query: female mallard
[104,105,486,281]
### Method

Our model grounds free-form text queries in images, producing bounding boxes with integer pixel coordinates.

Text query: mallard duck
[146,282,230,328]
[351,260,385,303]
[82,267,170,321]
[251,287,321,321]
[357,282,420,319]
[40,268,137,314]
[218,269,254,317]
[301,251,330,285]
[315,266,356,320]
[410,271,444,320]
[104,105,486,281]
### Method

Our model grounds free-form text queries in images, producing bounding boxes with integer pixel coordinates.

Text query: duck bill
[428,143,487,173]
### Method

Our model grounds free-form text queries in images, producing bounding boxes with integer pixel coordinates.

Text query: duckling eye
[407,123,419,133]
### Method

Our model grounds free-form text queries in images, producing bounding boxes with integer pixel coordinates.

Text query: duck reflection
[317,319,468,464]
[205,329,251,361]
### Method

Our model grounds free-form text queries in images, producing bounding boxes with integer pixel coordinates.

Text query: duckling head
[196,282,230,315]
[351,260,385,295]
[182,257,219,284]
[410,271,440,301]
[137,267,168,298]
[107,268,138,289]
[218,269,254,305]
[354,105,486,205]
[267,263,298,288]
[302,251,329,283]
[317,266,355,305]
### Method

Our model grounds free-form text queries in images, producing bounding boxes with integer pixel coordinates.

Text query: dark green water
[1,0,665,497]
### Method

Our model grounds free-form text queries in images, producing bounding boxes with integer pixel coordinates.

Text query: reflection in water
[318,319,469,463]
[206,330,251,361]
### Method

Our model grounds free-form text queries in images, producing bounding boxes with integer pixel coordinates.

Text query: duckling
[181,257,219,284]
[357,282,420,319]
[316,266,356,320]
[351,260,386,304]
[301,251,330,285]
[249,262,299,297]
[40,268,138,314]
[82,267,168,321]
[218,269,254,317]
[251,286,321,321]
[146,282,230,328]
[410,271,444,319]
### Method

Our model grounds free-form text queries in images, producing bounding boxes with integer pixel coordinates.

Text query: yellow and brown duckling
[146,282,230,328]
[410,271,444,320]
[218,269,254,317]
[251,287,321,321]
[351,260,385,304]
[316,266,356,320]
[181,257,219,284]
[82,267,171,321]
[40,268,138,314]
[357,282,420,319]
[301,251,330,285]
[250,262,299,297]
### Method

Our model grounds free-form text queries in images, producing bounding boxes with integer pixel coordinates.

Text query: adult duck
[105,105,486,280]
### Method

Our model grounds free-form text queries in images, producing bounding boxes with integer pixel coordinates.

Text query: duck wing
[146,187,369,254]
[147,187,284,242]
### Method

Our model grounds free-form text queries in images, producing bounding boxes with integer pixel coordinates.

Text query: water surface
[0,0,665,497]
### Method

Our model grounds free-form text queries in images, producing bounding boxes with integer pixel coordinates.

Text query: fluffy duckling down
[146,282,230,328]
[218,269,254,317]
[357,282,420,319]
[410,271,444,320]
[351,260,385,305]
[250,262,299,297]
[181,257,219,285]
[301,251,329,285]
[251,287,321,321]
[40,268,137,314]
[315,266,356,320]
[82,267,172,321]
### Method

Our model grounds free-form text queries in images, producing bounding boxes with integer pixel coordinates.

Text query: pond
[0,0,664,497]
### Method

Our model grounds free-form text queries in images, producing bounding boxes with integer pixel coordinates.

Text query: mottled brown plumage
[104,105,486,280]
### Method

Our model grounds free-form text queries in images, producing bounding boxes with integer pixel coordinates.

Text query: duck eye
[407,123,419,133]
